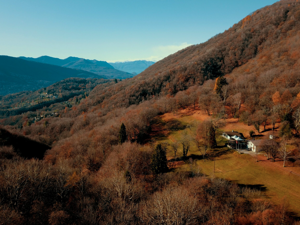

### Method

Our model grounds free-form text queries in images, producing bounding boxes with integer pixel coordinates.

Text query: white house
[247,140,263,153]
[222,131,245,141]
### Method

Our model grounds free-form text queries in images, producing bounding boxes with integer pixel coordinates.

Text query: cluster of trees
[259,136,297,167]
[164,119,217,162]
[0,142,295,224]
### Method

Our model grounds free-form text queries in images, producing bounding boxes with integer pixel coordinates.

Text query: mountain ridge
[20,56,134,79]
[109,60,155,74]
[0,55,105,96]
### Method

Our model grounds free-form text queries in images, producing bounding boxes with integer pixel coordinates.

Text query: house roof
[248,139,263,146]
[249,139,275,147]
[223,131,244,138]
[232,135,244,141]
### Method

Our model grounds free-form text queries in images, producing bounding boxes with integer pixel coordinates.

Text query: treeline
[0,78,112,115]
[0,142,295,224]
[0,91,86,117]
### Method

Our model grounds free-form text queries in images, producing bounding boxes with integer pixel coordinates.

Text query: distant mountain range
[0,56,105,96]
[0,55,155,96]
[109,60,155,75]
[20,56,134,79]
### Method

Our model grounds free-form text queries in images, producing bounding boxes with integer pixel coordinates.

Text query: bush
[0,146,17,159]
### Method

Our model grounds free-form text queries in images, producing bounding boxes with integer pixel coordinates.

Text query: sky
[0,0,279,62]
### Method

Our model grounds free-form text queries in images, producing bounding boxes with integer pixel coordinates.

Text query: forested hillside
[0,78,115,129]
[1,0,300,224]
[70,0,300,115]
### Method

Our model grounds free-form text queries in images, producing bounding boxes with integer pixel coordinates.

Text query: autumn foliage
[1,0,300,224]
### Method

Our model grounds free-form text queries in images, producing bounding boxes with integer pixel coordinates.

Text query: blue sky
[0,0,278,62]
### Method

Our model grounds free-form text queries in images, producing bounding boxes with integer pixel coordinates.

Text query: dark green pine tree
[151,144,168,174]
[119,123,127,144]
[208,123,217,148]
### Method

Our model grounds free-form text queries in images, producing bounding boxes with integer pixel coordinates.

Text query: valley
[1,0,300,224]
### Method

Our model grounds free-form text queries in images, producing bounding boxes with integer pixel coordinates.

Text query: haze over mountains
[0,55,105,96]
[20,56,134,80]
[110,60,155,75]
[21,56,155,77]
[0,55,155,96]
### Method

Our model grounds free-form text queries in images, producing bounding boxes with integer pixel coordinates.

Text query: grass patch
[151,109,300,216]
[185,152,300,216]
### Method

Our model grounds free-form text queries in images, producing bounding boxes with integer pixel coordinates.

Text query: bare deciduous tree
[278,139,293,167]
[179,131,192,158]
[226,93,242,118]
[168,140,180,159]
[261,139,278,162]
[140,186,199,225]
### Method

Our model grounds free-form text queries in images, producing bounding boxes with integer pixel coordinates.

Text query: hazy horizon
[19,55,157,63]
[1,0,278,62]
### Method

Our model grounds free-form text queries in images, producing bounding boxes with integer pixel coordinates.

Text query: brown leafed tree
[270,106,279,132]
[261,139,279,162]
[195,120,217,159]
[280,89,293,104]
[272,91,281,105]
[226,93,242,118]
[251,110,267,133]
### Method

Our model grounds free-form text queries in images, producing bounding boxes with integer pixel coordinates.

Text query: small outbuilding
[247,139,263,153]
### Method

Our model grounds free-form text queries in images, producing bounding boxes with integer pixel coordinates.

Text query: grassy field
[185,152,300,216]
[151,108,300,216]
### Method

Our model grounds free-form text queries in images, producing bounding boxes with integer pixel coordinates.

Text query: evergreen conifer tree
[214,76,228,99]
[151,144,168,174]
[208,123,217,148]
[119,123,127,144]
